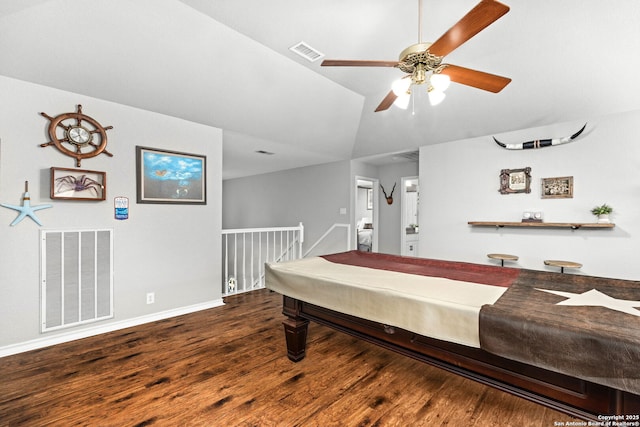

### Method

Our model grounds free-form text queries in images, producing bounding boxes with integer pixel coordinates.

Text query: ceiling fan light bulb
[430,73,450,91]
[428,89,446,106]
[394,93,411,109]
[392,78,411,96]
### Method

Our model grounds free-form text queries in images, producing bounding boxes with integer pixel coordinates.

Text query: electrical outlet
[146,292,155,304]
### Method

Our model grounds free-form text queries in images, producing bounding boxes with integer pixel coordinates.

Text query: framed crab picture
[50,167,106,201]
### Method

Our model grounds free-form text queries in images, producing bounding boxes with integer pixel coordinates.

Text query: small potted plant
[591,203,613,223]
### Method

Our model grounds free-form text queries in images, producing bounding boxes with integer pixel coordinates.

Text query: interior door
[401,176,419,256]
[355,176,378,252]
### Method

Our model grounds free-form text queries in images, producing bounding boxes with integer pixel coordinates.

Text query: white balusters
[222,224,304,296]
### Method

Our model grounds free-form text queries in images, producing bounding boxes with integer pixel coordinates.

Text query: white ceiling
[1,0,639,179]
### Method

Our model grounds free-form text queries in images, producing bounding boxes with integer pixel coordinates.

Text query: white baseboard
[0,299,225,358]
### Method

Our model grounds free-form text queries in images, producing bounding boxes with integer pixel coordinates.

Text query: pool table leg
[283,316,309,362]
[281,295,309,362]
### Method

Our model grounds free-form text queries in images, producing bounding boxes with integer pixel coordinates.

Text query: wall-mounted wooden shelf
[468,221,615,230]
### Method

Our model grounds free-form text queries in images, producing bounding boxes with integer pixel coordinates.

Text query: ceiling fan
[321,0,511,112]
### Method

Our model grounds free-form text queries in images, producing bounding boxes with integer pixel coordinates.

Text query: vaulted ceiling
[1,0,639,179]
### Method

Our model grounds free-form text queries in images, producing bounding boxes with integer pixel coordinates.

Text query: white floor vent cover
[40,229,113,332]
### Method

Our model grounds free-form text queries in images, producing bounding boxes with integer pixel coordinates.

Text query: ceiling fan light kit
[430,73,451,91]
[392,77,412,97]
[392,66,451,108]
[427,87,446,106]
[393,92,411,110]
[321,0,511,112]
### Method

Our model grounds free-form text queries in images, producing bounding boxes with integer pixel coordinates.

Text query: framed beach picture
[136,146,206,204]
[50,167,106,201]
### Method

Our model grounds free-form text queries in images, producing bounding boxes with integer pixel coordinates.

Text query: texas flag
[479,269,640,395]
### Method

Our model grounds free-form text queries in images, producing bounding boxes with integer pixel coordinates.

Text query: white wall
[419,111,640,280]
[348,159,419,255]
[377,162,419,255]
[223,160,351,255]
[0,76,223,352]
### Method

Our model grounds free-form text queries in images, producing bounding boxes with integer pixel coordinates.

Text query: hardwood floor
[0,289,577,426]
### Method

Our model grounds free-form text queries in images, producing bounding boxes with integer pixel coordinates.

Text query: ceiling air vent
[393,151,420,162]
[289,41,324,62]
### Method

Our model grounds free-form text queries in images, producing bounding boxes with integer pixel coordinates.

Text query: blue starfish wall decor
[0,181,52,226]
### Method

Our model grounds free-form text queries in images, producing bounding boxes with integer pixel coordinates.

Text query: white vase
[597,214,610,223]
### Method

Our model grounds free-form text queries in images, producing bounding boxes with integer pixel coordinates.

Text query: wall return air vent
[289,41,324,62]
[40,229,113,332]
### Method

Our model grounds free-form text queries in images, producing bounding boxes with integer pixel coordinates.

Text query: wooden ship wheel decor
[40,104,113,167]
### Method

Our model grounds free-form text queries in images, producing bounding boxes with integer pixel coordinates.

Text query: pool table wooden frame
[280,295,640,421]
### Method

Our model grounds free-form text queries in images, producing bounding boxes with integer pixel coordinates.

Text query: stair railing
[303,223,351,258]
[221,223,303,296]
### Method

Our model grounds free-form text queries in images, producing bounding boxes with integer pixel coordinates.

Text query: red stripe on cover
[321,251,519,288]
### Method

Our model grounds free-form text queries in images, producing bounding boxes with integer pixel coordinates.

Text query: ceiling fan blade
[321,59,399,67]
[375,90,398,112]
[440,64,511,93]
[428,0,510,57]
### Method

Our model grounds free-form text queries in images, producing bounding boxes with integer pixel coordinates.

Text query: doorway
[400,176,419,256]
[354,176,378,252]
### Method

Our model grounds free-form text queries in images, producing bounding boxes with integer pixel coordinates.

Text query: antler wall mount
[380,183,397,205]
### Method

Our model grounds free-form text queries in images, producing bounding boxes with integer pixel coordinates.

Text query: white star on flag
[536,288,640,317]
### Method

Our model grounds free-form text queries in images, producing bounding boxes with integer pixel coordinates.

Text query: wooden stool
[487,253,519,267]
[544,260,582,273]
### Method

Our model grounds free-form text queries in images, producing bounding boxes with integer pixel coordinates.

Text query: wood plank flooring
[0,289,578,426]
